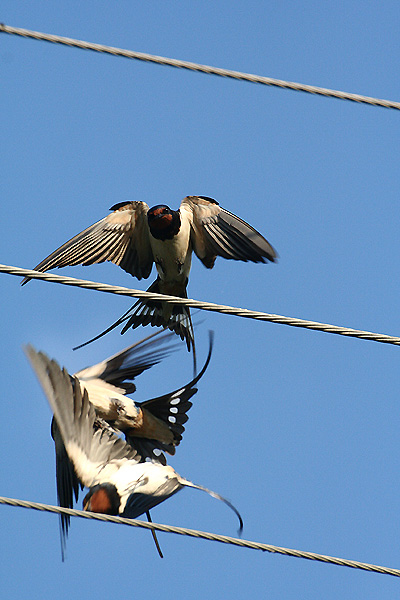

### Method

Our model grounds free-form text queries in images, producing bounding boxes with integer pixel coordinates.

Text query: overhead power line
[2,263,400,346]
[1,495,399,577]
[1,23,400,111]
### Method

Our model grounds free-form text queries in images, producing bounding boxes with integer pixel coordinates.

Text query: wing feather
[22,201,153,284]
[51,418,82,550]
[122,478,183,518]
[75,329,178,394]
[25,346,142,490]
[182,195,277,268]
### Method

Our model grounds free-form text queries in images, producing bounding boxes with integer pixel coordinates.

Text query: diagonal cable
[1,23,400,110]
[0,495,399,577]
[2,263,400,346]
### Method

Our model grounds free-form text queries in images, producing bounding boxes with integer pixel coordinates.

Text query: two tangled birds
[24,195,276,558]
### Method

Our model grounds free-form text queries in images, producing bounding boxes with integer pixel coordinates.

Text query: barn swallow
[22,196,276,352]
[26,343,243,557]
[29,331,213,556]
[48,329,178,552]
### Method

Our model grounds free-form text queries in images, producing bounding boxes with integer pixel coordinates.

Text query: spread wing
[22,201,153,284]
[25,346,142,489]
[181,195,277,269]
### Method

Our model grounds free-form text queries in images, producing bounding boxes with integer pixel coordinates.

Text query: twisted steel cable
[1,23,400,110]
[0,495,399,576]
[2,263,400,346]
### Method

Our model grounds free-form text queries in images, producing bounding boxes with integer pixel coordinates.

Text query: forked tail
[73,279,196,371]
[120,278,195,352]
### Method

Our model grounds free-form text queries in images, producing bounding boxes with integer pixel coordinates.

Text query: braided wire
[0,495,399,576]
[2,263,400,346]
[1,23,400,110]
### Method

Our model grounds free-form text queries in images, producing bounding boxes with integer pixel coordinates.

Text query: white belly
[150,220,192,284]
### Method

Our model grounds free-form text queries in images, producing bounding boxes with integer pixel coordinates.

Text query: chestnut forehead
[149,205,169,217]
[150,213,173,229]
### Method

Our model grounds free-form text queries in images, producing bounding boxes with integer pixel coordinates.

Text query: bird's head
[83,483,121,515]
[147,205,181,240]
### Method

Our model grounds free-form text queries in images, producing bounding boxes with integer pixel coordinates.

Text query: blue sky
[1,2,400,598]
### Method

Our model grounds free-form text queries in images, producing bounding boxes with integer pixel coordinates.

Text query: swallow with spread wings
[25,340,242,558]
[23,196,276,352]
